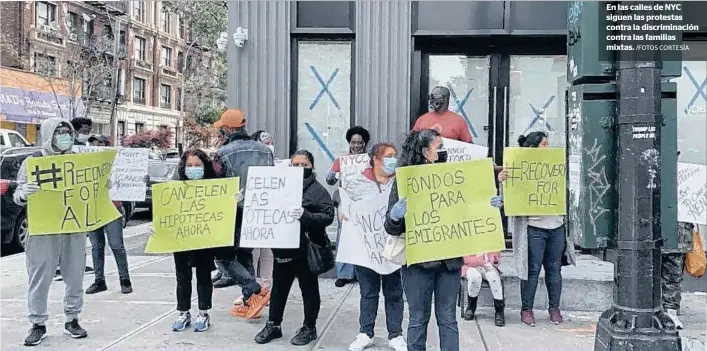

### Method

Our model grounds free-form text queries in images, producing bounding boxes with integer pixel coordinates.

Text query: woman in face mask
[255,150,335,347]
[383,129,503,351]
[162,149,219,333]
[344,142,407,351]
[231,130,276,307]
[496,131,575,327]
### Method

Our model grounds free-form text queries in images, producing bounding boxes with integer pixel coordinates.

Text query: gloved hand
[389,197,407,221]
[148,226,156,237]
[490,195,503,208]
[235,189,244,203]
[289,207,304,220]
[18,182,40,200]
[326,171,338,185]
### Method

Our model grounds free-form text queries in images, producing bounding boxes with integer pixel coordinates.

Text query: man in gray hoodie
[13,117,89,346]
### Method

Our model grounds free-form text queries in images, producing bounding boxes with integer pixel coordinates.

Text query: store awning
[0,86,85,123]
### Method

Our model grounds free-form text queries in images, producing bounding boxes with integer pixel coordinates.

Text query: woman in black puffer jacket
[254,149,335,347]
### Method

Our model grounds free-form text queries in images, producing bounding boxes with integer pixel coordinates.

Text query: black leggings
[174,253,213,311]
[268,258,321,328]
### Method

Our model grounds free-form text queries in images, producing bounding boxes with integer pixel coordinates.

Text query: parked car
[0,129,32,151]
[134,150,179,211]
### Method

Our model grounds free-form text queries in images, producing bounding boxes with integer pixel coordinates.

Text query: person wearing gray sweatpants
[13,118,90,346]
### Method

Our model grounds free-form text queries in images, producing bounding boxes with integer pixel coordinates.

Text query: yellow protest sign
[502,147,566,216]
[26,151,120,235]
[396,158,505,265]
[145,178,239,254]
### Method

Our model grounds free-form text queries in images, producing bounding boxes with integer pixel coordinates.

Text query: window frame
[134,36,146,61]
[133,1,144,22]
[132,76,146,104]
[35,1,56,27]
[161,46,172,67]
[161,10,171,33]
[67,11,79,34]
[34,52,57,76]
[160,83,172,109]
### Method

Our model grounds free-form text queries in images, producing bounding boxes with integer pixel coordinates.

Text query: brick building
[0,1,207,147]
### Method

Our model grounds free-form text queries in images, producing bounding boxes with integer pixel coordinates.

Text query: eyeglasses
[54,128,73,135]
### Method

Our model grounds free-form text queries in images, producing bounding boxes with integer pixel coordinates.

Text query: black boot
[493,299,505,327]
[85,280,107,294]
[120,278,133,294]
[463,296,477,321]
[254,322,282,344]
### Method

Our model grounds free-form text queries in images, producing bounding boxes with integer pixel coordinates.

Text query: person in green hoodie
[13,117,90,346]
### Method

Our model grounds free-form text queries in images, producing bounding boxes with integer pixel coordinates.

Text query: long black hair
[518,131,547,148]
[251,130,265,141]
[291,149,315,168]
[398,129,440,167]
[177,148,217,180]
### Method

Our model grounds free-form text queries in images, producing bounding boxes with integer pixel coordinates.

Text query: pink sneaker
[549,308,563,324]
[520,310,536,327]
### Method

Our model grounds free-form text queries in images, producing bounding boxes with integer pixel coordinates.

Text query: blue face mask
[382,157,397,175]
[53,134,74,151]
[185,166,204,180]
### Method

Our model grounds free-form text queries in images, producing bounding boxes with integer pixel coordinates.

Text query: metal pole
[594,2,680,350]
[177,39,197,153]
[108,17,121,145]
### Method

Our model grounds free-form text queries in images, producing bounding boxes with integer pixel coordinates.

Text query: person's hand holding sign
[490,195,503,208]
[338,212,348,221]
[17,182,41,201]
[497,168,508,183]
[288,207,304,220]
[234,188,244,203]
[389,197,407,221]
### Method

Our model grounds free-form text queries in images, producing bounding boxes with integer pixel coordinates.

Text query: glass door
[505,55,568,148]
[426,55,495,148]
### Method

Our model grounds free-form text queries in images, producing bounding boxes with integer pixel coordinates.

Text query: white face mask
[76,134,89,144]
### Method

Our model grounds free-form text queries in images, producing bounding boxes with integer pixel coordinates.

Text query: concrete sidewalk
[1,253,705,351]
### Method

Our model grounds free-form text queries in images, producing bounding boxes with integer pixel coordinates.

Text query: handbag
[685,227,706,278]
[382,234,406,265]
[306,233,335,275]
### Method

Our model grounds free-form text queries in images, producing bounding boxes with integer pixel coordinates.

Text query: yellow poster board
[26,151,120,235]
[502,147,567,216]
[396,158,505,265]
[145,177,239,254]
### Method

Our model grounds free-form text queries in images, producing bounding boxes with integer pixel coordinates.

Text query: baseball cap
[214,108,246,128]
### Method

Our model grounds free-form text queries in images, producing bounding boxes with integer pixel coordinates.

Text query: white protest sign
[240,166,303,248]
[442,137,488,162]
[274,159,290,167]
[336,187,401,274]
[677,162,707,225]
[338,153,370,190]
[72,146,149,201]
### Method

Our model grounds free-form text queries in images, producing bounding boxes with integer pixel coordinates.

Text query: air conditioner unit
[39,24,53,33]
[69,33,78,41]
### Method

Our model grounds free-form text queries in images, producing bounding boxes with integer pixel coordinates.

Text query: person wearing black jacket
[383,129,462,351]
[255,150,335,347]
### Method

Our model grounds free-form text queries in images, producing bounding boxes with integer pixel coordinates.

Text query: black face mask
[303,168,313,178]
[435,150,448,163]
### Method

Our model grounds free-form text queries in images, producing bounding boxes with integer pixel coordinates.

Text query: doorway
[413,36,567,165]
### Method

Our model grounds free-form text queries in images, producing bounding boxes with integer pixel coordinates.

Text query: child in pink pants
[462,252,505,326]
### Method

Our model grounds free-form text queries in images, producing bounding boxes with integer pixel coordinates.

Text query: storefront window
[507,56,567,148]
[296,40,352,191]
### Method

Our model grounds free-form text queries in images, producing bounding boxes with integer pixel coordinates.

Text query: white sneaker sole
[63,329,87,338]
[348,342,373,351]
[24,333,47,346]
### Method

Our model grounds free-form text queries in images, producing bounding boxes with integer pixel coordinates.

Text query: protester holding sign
[84,135,133,295]
[497,131,576,327]
[383,129,461,351]
[156,149,226,333]
[13,118,94,346]
[255,150,335,347]
[326,126,371,288]
[338,143,406,351]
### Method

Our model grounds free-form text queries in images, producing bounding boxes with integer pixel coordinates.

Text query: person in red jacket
[413,86,474,144]
[461,252,505,326]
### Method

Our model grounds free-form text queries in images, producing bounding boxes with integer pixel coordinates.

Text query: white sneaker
[388,335,407,351]
[666,309,684,329]
[348,333,374,351]
[233,296,243,305]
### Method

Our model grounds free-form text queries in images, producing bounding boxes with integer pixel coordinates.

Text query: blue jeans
[88,217,129,281]
[402,265,460,351]
[355,266,404,339]
[335,219,356,280]
[521,225,566,311]
[216,248,261,300]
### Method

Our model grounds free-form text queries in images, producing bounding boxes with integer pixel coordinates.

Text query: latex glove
[490,195,503,208]
[18,182,40,200]
[235,189,244,203]
[389,197,407,221]
[289,207,304,220]
[326,171,338,185]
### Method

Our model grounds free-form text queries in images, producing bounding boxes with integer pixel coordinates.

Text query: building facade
[227,1,707,188]
[0,1,205,147]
